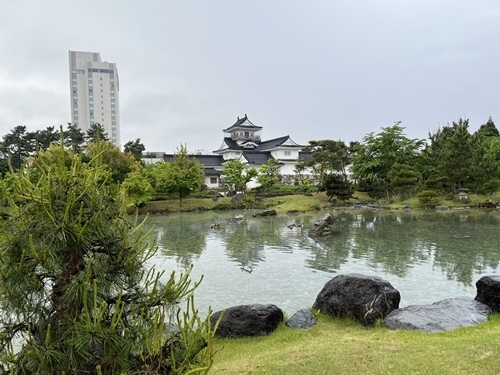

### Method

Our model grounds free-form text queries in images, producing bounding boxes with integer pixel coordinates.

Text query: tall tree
[164,144,205,205]
[0,125,35,173]
[297,140,351,185]
[85,122,109,143]
[33,126,60,150]
[64,123,86,152]
[426,118,472,192]
[123,138,146,162]
[468,117,500,193]
[351,123,424,198]
[0,144,214,374]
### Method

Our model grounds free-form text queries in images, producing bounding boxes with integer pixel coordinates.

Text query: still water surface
[144,209,500,315]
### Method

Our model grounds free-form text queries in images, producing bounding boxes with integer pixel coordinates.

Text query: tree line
[296,117,500,203]
[1,117,499,206]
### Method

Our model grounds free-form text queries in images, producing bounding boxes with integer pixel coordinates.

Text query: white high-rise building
[69,51,120,145]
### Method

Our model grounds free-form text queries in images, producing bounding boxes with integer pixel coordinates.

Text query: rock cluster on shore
[209,274,500,338]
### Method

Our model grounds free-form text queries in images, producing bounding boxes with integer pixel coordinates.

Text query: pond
[143,209,500,316]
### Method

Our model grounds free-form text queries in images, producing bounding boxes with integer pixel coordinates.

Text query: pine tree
[0,143,214,374]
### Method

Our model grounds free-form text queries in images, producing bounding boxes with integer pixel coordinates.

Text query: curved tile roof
[223,114,263,132]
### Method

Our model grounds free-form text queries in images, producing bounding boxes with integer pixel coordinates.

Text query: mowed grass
[209,313,500,375]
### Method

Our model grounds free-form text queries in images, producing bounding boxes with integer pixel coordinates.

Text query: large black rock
[475,275,500,313]
[382,297,491,332]
[210,304,284,338]
[313,273,400,326]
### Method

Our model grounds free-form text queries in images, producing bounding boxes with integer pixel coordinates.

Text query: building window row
[89,68,111,74]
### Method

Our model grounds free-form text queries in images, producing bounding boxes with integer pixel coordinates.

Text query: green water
[143,209,500,315]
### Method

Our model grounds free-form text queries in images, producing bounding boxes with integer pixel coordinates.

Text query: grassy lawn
[133,191,373,215]
[209,313,500,375]
[133,189,499,216]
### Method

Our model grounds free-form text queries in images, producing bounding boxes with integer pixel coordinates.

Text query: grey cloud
[0,0,499,152]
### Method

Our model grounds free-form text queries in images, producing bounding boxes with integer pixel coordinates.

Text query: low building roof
[163,153,224,167]
[241,151,274,165]
[203,167,221,176]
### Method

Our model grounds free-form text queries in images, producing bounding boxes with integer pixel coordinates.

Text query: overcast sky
[1,1,499,153]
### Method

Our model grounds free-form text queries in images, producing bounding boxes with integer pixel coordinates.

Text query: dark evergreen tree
[427,118,472,193]
[468,117,500,193]
[123,138,146,162]
[320,173,355,202]
[0,125,35,173]
[64,123,86,152]
[298,140,351,185]
[85,122,109,143]
[33,126,60,150]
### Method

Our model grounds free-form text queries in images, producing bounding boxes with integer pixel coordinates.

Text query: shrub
[417,189,441,208]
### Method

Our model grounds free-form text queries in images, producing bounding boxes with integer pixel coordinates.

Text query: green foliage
[0,145,215,374]
[85,123,110,143]
[425,118,472,192]
[469,126,500,193]
[352,123,424,197]
[387,162,420,196]
[257,159,280,192]
[357,177,389,199]
[33,126,60,150]
[0,125,34,173]
[417,189,441,208]
[481,179,500,195]
[143,162,172,195]
[299,140,352,185]
[122,170,155,206]
[123,138,146,162]
[86,141,141,184]
[164,144,205,205]
[64,123,86,152]
[221,159,258,192]
[320,173,355,202]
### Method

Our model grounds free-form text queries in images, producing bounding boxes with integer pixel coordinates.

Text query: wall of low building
[142,157,163,164]
[205,176,220,189]
[271,149,300,159]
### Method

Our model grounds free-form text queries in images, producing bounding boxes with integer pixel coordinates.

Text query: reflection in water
[154,214,207,269]
[143,209,500,313]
